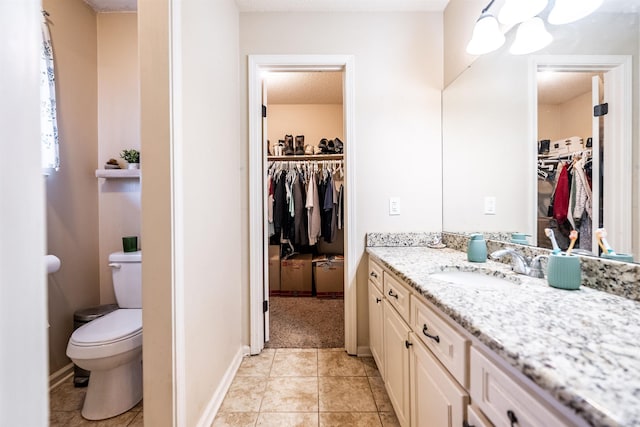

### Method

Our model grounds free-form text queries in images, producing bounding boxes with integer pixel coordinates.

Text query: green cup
[600,253,634,262]
[547,253,581,290]
[122,236,138,253]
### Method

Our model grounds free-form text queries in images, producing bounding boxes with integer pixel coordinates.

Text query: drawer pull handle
[376,298,382,303]
[422,324,440,343]
[507,410,519,427]
[405,340,413,349]
[388,290,399,299]
[370,271,378,278]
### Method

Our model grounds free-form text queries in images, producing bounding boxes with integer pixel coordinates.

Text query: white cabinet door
[410,334,469,427]
[368,280,385,379]
[384,299,411,427]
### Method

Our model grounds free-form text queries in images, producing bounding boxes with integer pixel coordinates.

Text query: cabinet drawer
[383,272,411,323]
[470,347,570,427]
[368,259,383,292]
[410,295,469,388]
[467,404,493,427]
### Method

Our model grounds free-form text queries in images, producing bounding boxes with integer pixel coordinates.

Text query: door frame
[248,54,357,355]
[528,55,632,253]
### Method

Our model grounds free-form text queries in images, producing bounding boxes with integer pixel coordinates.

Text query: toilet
[66,251,142,420]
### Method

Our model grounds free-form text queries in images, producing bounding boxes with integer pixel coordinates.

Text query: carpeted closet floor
[266,297,344,348]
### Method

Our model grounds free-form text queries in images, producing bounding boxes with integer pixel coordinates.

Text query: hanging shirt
[267,175,275,237]
[553,163,570,224]
[306,173,321,245]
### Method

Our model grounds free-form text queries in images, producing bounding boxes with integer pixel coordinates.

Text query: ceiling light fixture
[509,17,553,55]
[498,0,548,26]
[547,0,604,25]
[466,0,505,56]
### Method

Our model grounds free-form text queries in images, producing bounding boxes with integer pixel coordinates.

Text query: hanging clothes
[306,170,322,245]
[267,174,275,237]
[292,174,308,246]
[553,163,570,225]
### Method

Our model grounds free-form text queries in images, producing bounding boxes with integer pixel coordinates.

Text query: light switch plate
[389,197,401,216]
[484,196,496,215]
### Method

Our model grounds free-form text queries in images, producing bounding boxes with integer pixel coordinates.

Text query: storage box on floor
[269,245,280,294]
[313,255,344,298]
[280,253,313,296]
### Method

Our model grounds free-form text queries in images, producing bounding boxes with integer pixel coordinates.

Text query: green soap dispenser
[467,234,487,263]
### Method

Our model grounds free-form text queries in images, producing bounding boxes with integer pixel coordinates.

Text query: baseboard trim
[196,345,250,427]
[357,346,372,357]
[49,363,74,391]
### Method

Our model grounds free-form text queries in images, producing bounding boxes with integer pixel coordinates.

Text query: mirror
[442,4,639,261]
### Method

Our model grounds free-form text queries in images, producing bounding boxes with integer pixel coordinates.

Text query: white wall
[267,104,344,154]
[0,0,48,425]
[538,91,593,144]
[442,50,531,233]
[240,12,444,349]
[140,0,243,425]
[178,1,243,425]
[97,12,141,304]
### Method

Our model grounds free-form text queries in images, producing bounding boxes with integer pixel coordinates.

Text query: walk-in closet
[537,71,602,253]
[263,71,346,348]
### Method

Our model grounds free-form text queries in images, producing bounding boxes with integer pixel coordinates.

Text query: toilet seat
[67,309,142,360]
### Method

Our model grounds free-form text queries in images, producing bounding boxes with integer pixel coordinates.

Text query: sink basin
[430,270,518,289]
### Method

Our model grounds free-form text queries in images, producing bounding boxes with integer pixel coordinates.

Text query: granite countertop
[367,246,640,427]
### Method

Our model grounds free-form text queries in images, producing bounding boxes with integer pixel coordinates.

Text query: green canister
[467,234,487,263]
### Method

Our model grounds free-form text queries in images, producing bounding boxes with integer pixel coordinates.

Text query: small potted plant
[120,149,140,169]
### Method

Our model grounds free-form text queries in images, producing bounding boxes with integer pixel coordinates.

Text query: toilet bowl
[67,309,142,419]
[66,250,143,420]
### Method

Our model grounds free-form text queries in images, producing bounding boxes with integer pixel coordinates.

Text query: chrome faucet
[490,249,548,278]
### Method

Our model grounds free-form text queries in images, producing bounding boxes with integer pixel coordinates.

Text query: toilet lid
[71,309,142,346]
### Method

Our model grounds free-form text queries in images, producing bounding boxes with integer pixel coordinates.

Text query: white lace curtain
[41,14,59,171]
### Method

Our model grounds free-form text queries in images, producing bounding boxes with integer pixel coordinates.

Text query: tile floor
[213,348,399,427]
[49,378,143,426]
[49,348,397,427]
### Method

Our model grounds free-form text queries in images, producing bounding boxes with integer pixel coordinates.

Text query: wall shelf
[267,154,343,161]
[95,169,141,179]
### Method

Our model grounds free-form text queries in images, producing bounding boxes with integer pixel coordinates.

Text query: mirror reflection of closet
[537,71,602,253]
[264,70,346,348]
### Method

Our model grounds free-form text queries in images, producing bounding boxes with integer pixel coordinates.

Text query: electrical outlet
[389,197,401,216]
[484,196,496,215]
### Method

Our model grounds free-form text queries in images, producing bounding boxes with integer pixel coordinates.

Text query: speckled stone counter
[367,246,640,427]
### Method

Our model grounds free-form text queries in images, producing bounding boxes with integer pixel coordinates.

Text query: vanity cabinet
[368,279,385,378]
[374,261,469,427]
[368,255,577,427]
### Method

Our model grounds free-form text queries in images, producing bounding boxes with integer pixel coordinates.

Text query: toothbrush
[595,228,616,255]
[544,228,561,254]
[566,230,578,256]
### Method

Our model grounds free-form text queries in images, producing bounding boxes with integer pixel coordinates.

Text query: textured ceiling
[266,71,343,105]
[236,0,448,12]
[537,72,600,105]
[83,0,448,12]
[82,0,636,14]
[83,0,136,12]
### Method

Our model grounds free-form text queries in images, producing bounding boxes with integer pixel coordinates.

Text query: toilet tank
[109,251,142,309]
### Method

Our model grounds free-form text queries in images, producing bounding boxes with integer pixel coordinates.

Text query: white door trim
[248,54,357,355]
[528,55,632,254]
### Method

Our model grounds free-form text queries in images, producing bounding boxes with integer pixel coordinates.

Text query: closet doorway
[248,55,356,355]
[531,55,632,255]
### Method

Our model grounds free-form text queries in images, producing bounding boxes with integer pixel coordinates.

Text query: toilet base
[80,350,142,420]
